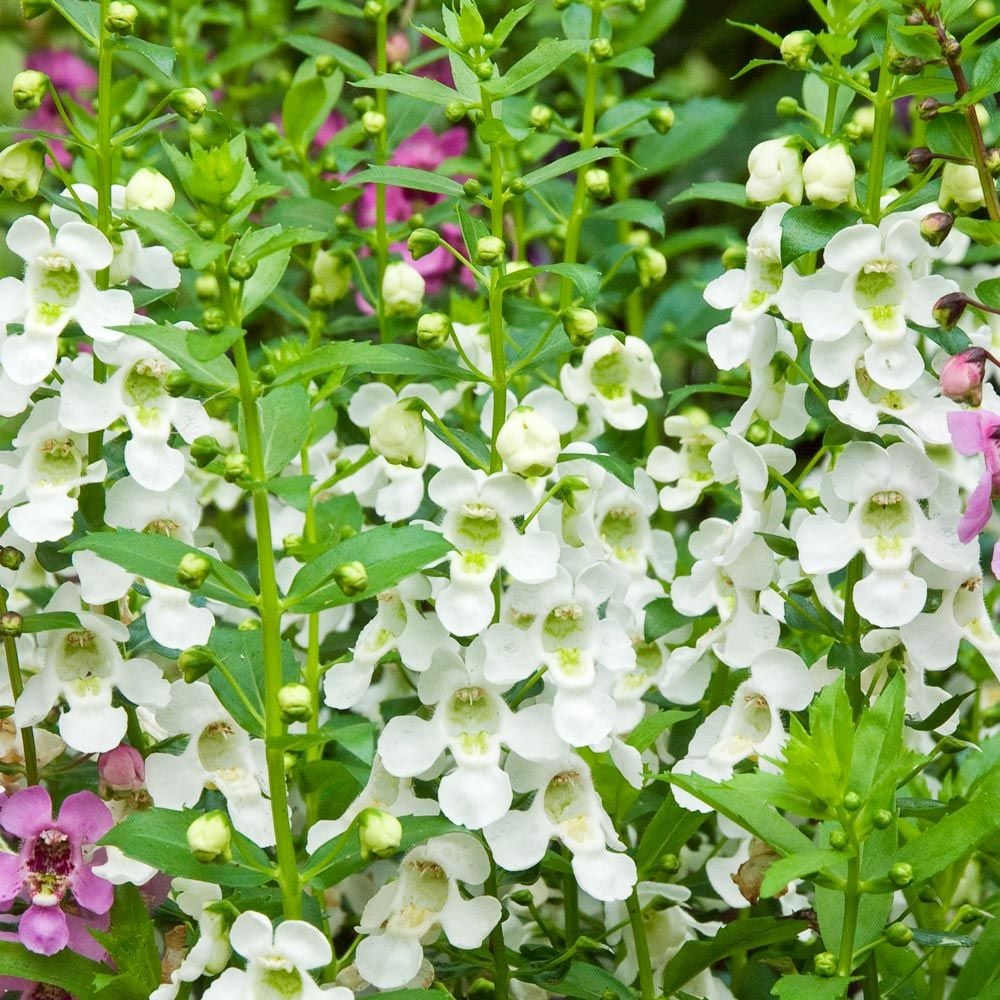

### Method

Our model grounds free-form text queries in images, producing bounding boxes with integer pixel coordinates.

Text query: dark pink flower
[0,786,114,955]
[940,347,998,407]
[948,409,1000,577]
[98,744,145,795]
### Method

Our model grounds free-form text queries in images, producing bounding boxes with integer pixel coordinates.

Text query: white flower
[59,340,210,492]
[796,441,973,627]
[428,465,559,637]
[355,833,501,989]
[0,214,134,384]
[0,398,106,542]
[381,261,425,317]
[202,910,339,1000]
[939,162,985,215]
[15,583,168,753]
[560,336,662,432]
[496,406,561,476]
[673,649,814,812]
[145,681,276,847]
[124,168,176,212]
[745,138,802,206]
[646,409,725,511]
[799,218,958,390]
[802,143,856,208]
[377,643,564,828]
[484,754,637,901]
[348,382,444,470]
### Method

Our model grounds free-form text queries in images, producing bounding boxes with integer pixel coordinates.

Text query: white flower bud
[12,70,47,111]
[939,162,986,214]
[187,811,232,863]
[171,87,208,123]
[746,138,803,206]
[496,405,562,477]
[310,248,350,305]
[381,261,425,318]
[369,401,426,467]
[358,807,403,860]
[362,110,387,135]
[802,143,856,208]
[124,167,175,211]
[0,140,44,201]
[636,246,667,288]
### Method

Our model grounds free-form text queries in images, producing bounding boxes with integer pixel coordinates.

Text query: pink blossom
[98,744,145,795]
[948,408,1000,573]
[0,786,114,955]
[940,347,998,407]
[25,50,97,94]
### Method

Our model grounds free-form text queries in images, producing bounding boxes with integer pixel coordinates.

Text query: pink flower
[98,744,145,795]
[940,347,998,407]
[0,786,114,955]
[948,408,1000,574]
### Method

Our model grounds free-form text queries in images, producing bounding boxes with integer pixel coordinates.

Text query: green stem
[375,9,390,341]
[221,263,302,920]
[0,590,38,785]
[862,952,880,1000]
[312,448,377,496]
[843,552,865,715]
[866,41,894,223]
[486,861,510,1000]
[625,888,654,1000]
[839,854,862,977]
[560,1,602,310]
[563,849,580,945]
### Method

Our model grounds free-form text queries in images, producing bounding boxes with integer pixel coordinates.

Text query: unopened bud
[886,922,913,947]
[12,70,47,111]
[190,435,222,467]
[0,547,25,571]
[776,96,801,119]
[282,533,303,556]
[889,862,914,887]
[933,292,969,330]
[463,178,482,199]
[803,143,856,209]
[416,311,452,349]
[407,227,441,261]
[363,0,384,18]
[238,617,261,631]
[382,261,425,318]
[530,104,553,131]
[223,452,251,482]
[842,791,862,812]
[940,346,996,406]
[315,55,336,77]
[369,401,425,467]
[814,952,837,977]
[872,809,893,830]
[171,88,208,123]
[333,561,368,597]
[310,249,350,306]
[649,105,675,133]
[278,683,313,722]
[201,307,226,333]
[358,807,403,860]
[362,111,386,136]
[917,97,941,121]
[476,236,505,265]
[98,744,145,795]
[21,0,50,18]
[0,140,45,202]
[563,307,598,346]
[780,30,815,70]
[124,167,175,211]
[0,612,22,638]
[445,101,467,124]
[187,811,232,863]
[165,370,192,397]
[177,552,211,590]
[509,889,534,906]
[920,211,954,247]
[179,645,217,682]
[941,161,987,213]
[906,147,934,173]
[228,257,256,282]
[591,38,613,61]
[105,1,138,33]
[636,246,667,288]
[829,829,848,850]
[658,852,681,875]
[584,168,612,201]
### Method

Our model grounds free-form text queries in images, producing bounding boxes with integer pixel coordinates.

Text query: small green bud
[829,829,849,850]
[172,249,190,269]
[0,612,23,638]
[780,29,815,70]
[195,276,220,303]
[636,246,667,288]
[201,307,226,333]
[176,552,212,590]
[468,108,484,125]
[463,178,482,199]
[591,38,613,61]
[509,889,534,906]
[933,292,969,330]
[12,70,48,112]
[278,683,314,723]
[813,952,838,977]
[334,561,368,597]
[476,235,505,265]
[238,617,261,631]
[886,922,913,947]
[468,979,495,1000]
[481,33,496,51]
[649,106,675,133]
[357,807,403,860]
[445,101,467,124]
[187,811,232,863]
[165,370,192,398]
[658,853,681,875]
[179,645,217,683]
[407,227,441,261]
[584,168,612,201]
[228,257,256,282]
[417,311,452,350]
[508,177,526,196]
[260,121,281,144]
[171,87,208,123]
[315,55,336,77]
[986,147,1000,176]
[105,1,138,34]
[282,533,303,556]
[872,809,893,830]
[190,435,222,467]
[842,791,862,812]
[195,220,218,240]
[530,104,553,131]
[474,61,494,81]
[563,307,598,346]
[257,364,276,386]
[776,95,802,119]
[352,95,376,114]
[627,0,645,12]
[0,140,45,202]
[721,245,746,270]
[362,111,387,136]
[0,546,25,571]
[223,452,251,483]
[362,0,384,18]
[889,862,914,887]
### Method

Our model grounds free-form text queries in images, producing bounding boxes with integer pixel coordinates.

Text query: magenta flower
[940,347,998,407]
[947,408,1000,573]
[0,786,113,955]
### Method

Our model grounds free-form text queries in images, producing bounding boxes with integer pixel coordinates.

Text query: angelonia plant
[0,0,998,998]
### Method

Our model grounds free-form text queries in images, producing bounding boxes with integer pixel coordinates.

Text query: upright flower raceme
[0,786,113,955]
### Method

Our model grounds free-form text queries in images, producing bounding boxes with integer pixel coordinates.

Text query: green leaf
[977,276,1000,309]
[726,19,783,47]
[760,848,852,899]
[260,384,311,478]
[100,808,272,887]
[0,940,107,993]
[499,263,601,303]
[670,181,750,208]
[592,198,665,234]
[493,3,535,46]
[757,532,799,559]
[285,34,374,79]
[286,524,452,613]
[912,928,975,948]
[956,217,1000,247]
[242,248,292,318]
[635,791,707,876]
[951,908,1000,998]
[661,916,809,993]
[19,611,80,633]
[627,709,697,752]
[65,530,255,608]
[521,147,620,190]
[633,98,742,178]
[607,47,655,77]
[343,165,465,199]
[186,326,242,362]
[116,323,237,391]
[545,962,636,1000]
[664,382,749,415]
[117,36,175,77]
[121,208,226,270]
[557,451,634,487]
[908,688,975,732]
[206,626,266,735]
[781,205,862,265]
[265,475,314,512]
[483,39,589,98]
[49,0,100,41]
[973,40,1000,96]
[770,975,849,1000]
[643,596,689,642]
[283,72,343,150]
[354,72,463,107]
[616,0,683,48]
[90,885,161,995]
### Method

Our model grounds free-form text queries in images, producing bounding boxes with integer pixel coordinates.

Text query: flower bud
[509,889,534,906]
[496,406,562,477]
[171,87,208,123]
[563,307,598,346]
[636,246,667,288]
[177,552,211,590]
[0,612,23,638]
[407,227,441,261]
[179,645,217,683]
[940,346,996,406]
[445,101,467,124]
[223,451,251,482]
[12,70,48,111]
[201,307,226,333]
[530,104,553,131]
[842,791,862,812]
[918,884,940,904]
[889,862,914,887]
[776,96,801,120]
[872,809,893,830]
[906,146,934,174]
[228,257,255,283]
[334,561,368,597]
[476,236,505,265]
[315,54,336,77]
[0,141,45,202]
[829,829,848,850]
[658,853,681,875]
[591,38,613,61]
[919,210,954,248]
[813,952,838,977]
[370,402,425,468]
[649,105,675,134]
[187,811,232,863]
[105,1,138,33]
[362,110,387,136]
[166,370,192,398]
[940,161,986,214]
[363,0,383,17]
[357,807,403,860]
[190,435,222,467]
[0,547,25,571]
[780,30,815,70]
[417,311,452,349]
[463,178,482,199]
[886,922,913,947]
[309,249,350,306]
[987,147,1000,176]
[124,167,175,211]
[386,31,410,64]
[98,744,145,796]
[746,138,803,206]
[278,683,313,723]
[932,292,969,331]
[382,261,425,318]
[584,168,612,201]
[803,143,856,209]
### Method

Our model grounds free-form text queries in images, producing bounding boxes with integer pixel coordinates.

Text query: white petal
[438,765,511,828]
[54,221,113,271]
[273,919,332,970]
[503,530,559,583]
[130,245,182,289]
[439,893,502,949]
[378,715,444,777]
[228,911,273,960]
[8,216,53,260]
[572,848,637,902]
[356,933,422,990]
[484,804,550,872]
[795,514,858,575]
[853,570,926,628]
